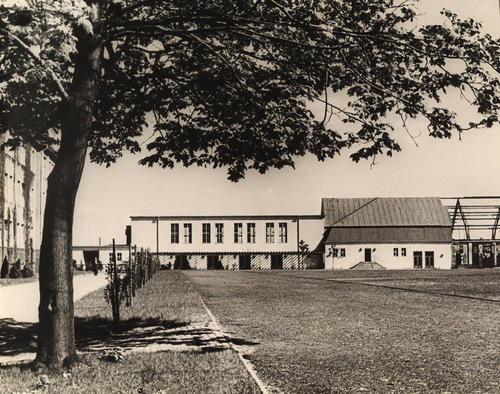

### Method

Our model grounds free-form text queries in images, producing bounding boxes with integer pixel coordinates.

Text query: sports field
[186,269,500,393]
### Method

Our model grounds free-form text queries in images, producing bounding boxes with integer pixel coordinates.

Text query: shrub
[8,259,23,279]
[22,264,34,278]
[0,256,8,278]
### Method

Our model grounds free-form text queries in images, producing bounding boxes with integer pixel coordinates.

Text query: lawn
[0,271,259,394]
[185,269,500,393]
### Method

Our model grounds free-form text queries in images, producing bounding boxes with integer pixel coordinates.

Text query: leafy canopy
[1,0,499,180]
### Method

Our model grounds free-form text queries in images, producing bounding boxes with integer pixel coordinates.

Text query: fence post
[112,238,120,323]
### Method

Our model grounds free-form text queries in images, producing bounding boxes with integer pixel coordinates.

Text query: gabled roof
[321,197,451,227]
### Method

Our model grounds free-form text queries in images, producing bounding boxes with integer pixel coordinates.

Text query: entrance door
[207,255,223,270]
[174,255,190,270]
[413,251,423,269]
[424,251,434,268]
[364,248,372,262]
[239,255,251,270]
[83,250,99,271]
[271,254,283,270]
[472,244,479,266]
[481,243,494,268]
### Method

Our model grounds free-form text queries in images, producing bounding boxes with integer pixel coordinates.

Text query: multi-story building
[0,139,54,272]
[130,215,325,269]
[129,197,461,270]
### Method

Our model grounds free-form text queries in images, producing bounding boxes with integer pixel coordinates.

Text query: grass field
[0,271,259,394]
[186,269,500,393]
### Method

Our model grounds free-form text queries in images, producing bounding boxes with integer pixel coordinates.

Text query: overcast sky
[73,0,500,246]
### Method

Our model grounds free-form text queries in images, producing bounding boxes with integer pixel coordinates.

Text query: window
[278,222,287,243]
[266,223,274,243]
[183,223,192,244]
[332,248,338,257]
[202,223,211,243]
[393,248,398,257]
[109,252,122,261]
[171,223,179,243]
[247,223,256,243]
[340,248,346,257]
[425,251,434,268]
[215,223,223,243]
[234,223,243,243]
[401,248,407,257]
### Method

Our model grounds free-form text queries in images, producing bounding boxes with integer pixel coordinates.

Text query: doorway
[83,250,99,271]
[271,254,283,269]
[364,248,372,262]
[207,255,223,270]
[413,251,423,269]
[239,255,251,270]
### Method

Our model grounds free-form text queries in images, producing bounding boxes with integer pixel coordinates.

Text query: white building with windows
[130,215,324,270]
[322,198,453,270]
[127,197,455,271]
[72,244,130,270]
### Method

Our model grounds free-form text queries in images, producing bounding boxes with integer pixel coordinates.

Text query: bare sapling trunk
[35,33,101,369]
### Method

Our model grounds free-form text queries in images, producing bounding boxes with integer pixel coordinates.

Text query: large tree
[0,0,498,369]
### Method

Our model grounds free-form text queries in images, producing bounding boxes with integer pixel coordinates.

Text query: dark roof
[321,197,451,227]
[325,226,452,244]
[131,215,322,221]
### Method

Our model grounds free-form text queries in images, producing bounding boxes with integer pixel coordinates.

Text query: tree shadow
[0,316,260,360]
[75,316,260,354]
[0,318,37,357]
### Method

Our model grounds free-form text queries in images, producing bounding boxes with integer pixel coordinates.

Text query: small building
[322,197,453,270]
[72,244,130,270]
[130,215,324,270]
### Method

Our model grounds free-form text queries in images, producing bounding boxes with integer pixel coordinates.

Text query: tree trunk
[35,33,101,369]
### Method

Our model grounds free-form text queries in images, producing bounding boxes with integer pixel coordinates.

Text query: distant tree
[0,0,498,369]
[0,256,9,278]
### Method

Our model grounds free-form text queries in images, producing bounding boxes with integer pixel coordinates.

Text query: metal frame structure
[442,196,500,241]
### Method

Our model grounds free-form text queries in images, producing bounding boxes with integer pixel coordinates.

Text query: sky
[73,0,500,246]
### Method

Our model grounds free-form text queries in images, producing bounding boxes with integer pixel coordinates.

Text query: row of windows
[170,222,288,244]
[333,247,409,258]
[393,248,407,257]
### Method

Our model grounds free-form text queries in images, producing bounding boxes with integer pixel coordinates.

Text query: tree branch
[1,29,68,100]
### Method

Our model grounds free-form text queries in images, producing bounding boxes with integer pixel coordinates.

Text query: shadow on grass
[0,316,259,360]
[0,318,37,357]
[76,316,259,354]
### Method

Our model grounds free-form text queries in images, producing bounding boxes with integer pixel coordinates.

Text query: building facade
[130,215,324,270]
[72,244,131,270]
[128,197,463,271]
[0,140,54,272]
[322,198,453,270]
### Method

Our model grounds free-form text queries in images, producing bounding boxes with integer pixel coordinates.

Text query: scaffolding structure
[442,196,500,267]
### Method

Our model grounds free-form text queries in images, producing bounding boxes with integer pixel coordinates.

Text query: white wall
[325,243,452,270]
[131,217,324,253]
